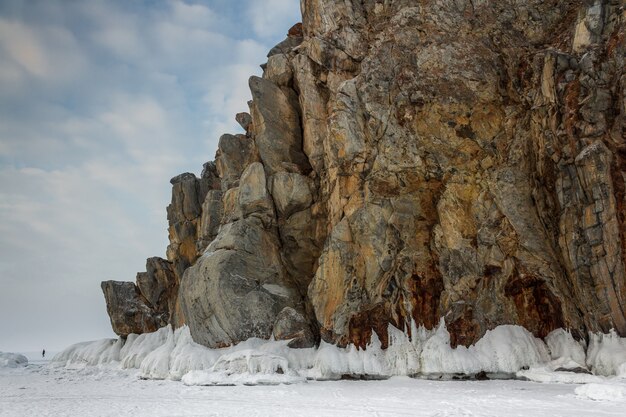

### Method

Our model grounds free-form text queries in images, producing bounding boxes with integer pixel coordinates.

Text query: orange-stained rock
[287,22,303,38]
[103,0,626,348]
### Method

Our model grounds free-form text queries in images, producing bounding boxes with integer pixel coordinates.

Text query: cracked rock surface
[103,1,626,349]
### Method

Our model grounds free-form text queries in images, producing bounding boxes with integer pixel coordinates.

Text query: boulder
[272,307,316,348]
[179,217,301,348]
[267,36,302,57]
[166,172,216,279]
[238,162,274,219]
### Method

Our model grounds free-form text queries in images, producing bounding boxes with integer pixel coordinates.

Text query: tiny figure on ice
[42,349,45,358]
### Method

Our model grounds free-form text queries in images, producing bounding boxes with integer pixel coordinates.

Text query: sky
[0,0,301,353]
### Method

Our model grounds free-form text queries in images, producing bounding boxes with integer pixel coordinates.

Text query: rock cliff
[102,0,626,351]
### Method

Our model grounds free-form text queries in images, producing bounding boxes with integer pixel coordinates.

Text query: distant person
[42,349,45,358]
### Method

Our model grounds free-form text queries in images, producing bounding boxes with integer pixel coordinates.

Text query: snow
[181,369,305,386]
[48,320,626,386]
[3,320,626,415]
[51,338,123,368]
[420,320,550,375]
[1,365,625,417]
[545,328,587,366]
[180,348,306,386]
[0,352,28,368]
[586,330,626,376]
[211,349,289,374]
[575,382,626,401]
[517,365,603,384]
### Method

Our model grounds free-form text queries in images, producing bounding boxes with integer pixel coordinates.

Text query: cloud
[169,0,219,29]
[0,17,86,84]
[247,0,302,39]
[0,0,301,351]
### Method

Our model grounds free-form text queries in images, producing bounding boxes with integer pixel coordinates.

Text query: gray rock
[272,307,316,348]
[197,190,224,252]
[103,1,626,350]
[179,217,300,348]
[215,133,258,190]
[235,112,253,135]
[267,36,302,57]
[264,54,293,86]
[270,172,313,218]
[166,171,215,280]
[249,76,310,175]
[136,257,176,309]
[238,162,274,219]
[101,281,164,337]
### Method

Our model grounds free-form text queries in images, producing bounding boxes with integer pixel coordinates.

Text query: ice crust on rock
[182,349,306,386]
[420,320,550,375]
[50,320,626,386]
[0,352,28,368]
[545,328,587,367]
[51,339,123,368]
[587,330,626,376]
[211,349,289,374]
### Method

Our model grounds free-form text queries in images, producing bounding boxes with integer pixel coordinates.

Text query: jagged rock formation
[103,0,626,350]
[102,257,176,336]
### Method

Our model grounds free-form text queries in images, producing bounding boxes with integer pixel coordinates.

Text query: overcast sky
[0,0,301,353]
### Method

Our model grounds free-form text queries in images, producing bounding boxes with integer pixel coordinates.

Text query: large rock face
[103,0,626,350]
[302,0,626,349]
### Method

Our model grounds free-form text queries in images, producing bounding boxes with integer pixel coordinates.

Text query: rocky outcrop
[103,1,626,351]
[102,257,178,336]
[179,161,309,347]
[101,281,164,336]
[301,0,626,349]
[166,171,219,278]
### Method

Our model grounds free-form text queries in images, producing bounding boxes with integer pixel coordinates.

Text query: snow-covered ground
[2,320,626,416]
[0,363,624,417]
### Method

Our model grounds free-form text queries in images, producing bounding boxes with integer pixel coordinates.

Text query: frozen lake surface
[1,363,625,417]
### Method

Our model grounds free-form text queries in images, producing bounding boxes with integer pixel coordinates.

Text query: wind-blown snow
[0,352,28,368]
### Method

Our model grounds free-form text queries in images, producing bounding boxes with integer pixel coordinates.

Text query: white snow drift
[51,319,626,393]
[0,352,28,368]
